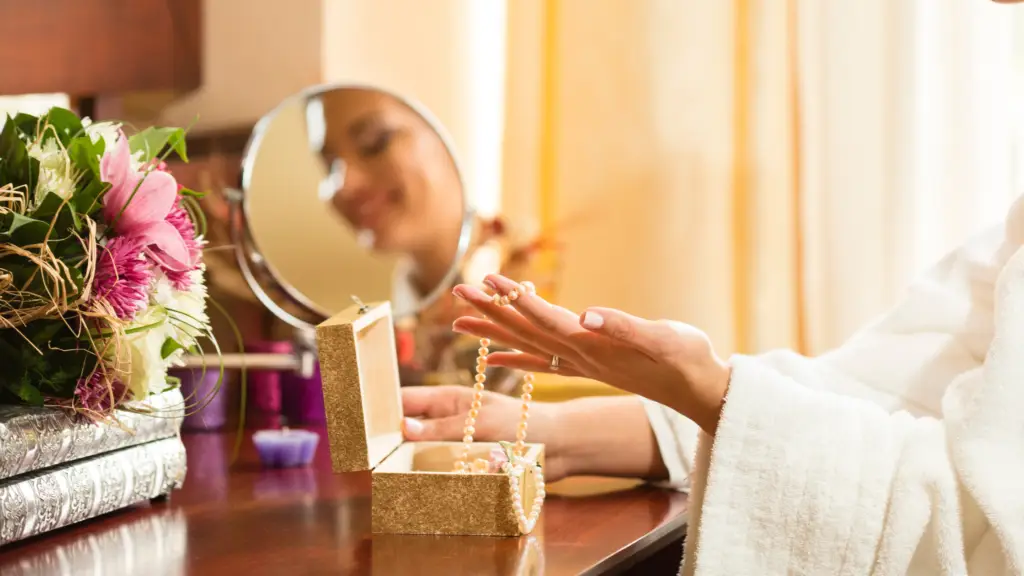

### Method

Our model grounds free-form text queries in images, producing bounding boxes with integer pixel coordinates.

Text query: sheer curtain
[798,0,1020,352]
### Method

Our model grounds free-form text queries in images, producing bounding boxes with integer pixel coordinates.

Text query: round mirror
[235,84,473,329]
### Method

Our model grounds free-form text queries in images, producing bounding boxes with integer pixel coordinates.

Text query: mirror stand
[179,186,322,378]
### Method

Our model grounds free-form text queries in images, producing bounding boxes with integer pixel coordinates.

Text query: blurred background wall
[4,0,1024,361]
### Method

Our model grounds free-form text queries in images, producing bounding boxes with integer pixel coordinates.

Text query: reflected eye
[358,129,395,157]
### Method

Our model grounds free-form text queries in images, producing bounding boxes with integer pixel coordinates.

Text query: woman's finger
[453,284,580,361]
[452,316,554,358]
[402,414,466,441]
[580,307,678,359]
[485,275,593,346]
[401,385,467,419]
[486,351,585,377]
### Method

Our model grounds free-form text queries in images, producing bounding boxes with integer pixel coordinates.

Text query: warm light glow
[465,0,508,217]
[0,94,70,123]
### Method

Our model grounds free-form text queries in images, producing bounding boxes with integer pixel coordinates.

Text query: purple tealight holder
[252,428,320,468]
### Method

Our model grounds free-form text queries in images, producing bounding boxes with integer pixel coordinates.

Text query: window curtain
[503,0,1024,358]
[502,0,805,357]
[798,0,1018,351]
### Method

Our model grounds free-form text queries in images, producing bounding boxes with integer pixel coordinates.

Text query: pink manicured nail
[452,322,469,334]
[452,287,465,299]
[483,278,497,290]
[581,311,604,329]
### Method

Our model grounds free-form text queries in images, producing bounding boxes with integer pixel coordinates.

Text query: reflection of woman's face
[313,90,462,254]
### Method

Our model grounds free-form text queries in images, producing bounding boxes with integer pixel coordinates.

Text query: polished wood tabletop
[0,430,687,575]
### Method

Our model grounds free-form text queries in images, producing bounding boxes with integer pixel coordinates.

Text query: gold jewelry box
[316,301,545,536]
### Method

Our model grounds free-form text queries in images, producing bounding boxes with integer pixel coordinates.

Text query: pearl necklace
[453,281,545,534]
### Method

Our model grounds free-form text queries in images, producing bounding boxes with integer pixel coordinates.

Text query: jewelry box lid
[316,301,404,473]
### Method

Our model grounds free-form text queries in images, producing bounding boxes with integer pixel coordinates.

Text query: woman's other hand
[400,385,671,482]
[401,385,569,481]
[451,275,731,434]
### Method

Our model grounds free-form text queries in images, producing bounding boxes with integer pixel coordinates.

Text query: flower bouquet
[0,107,216,421]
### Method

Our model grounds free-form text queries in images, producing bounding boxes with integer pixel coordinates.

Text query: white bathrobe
[645,195,1024,574]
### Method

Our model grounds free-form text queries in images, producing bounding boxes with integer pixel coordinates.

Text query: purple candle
[282,362,325,425]
[170,368,227,431]
[245,341,293,429]
[252,428,320,468]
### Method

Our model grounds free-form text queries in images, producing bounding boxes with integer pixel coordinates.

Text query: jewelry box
[316,301,544,536]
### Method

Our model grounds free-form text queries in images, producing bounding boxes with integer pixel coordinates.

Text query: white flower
[126,325,169,399]
[27,137,74,204]
[152,267,210,353]
[83,119,122,153]
[122,305,174,399]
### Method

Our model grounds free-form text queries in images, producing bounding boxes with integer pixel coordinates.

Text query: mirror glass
[240,85,470,322]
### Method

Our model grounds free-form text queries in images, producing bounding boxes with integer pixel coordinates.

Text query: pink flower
[101,134,194,272]
[92,236,153,320]
[488,447,510,473]
[73,369,130,414]
[162,199,202,290]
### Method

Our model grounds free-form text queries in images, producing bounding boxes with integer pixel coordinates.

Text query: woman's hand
[451,274,731,434]
[401,386,672,482]
[401,385,570,481]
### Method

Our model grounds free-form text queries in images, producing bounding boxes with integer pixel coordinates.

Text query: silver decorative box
[0,390,187,546]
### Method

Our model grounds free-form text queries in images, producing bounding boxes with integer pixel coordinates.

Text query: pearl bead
[499,295,510,306]
[522,393,532,402]
[471,400,482,410]
[475,373,486,383]
[480,338,490,347]
[491,293,502,305]
[508,289,519,301]
[521,403,530,413]
[478,347,489,356]
[463,426,475,436]
[523,383,534,394]
[522,281,536,294]
[462,435,473,443]
[468,408,478,419]
[524,373,534,382]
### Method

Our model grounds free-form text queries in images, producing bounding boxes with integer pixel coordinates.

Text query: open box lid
[316,301,404,472]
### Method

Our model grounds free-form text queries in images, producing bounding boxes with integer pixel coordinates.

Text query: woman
[311,88,550,391]
[401,128,1024,575]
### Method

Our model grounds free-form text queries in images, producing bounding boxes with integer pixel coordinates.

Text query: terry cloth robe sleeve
[644,207,1014,494]
[681,196,1024,575]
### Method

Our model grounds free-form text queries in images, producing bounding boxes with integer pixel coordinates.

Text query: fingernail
[483,278,497,290]
[452,286,465,299]
[581,311,604,330]
[403,417,424,437]
[452,322,469,334]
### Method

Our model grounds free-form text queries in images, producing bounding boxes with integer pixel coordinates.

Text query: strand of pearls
[452,281,545,533]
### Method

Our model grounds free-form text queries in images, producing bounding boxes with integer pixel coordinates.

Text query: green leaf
[74,178,109,216]
[12,113,40,138]
[29,192,79,237]
[161,337,185,360]
[13,380,44,405]
[26,319,65,347]
[67,133,103,175]
[129,126,188,163]
[0,115,39,191]
[42,108,84,147]
[179,187,206,198]
[5,212,49,245]
[65,265,85,294]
